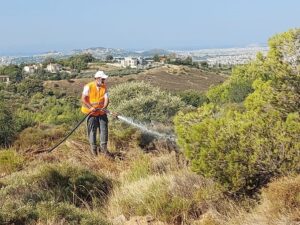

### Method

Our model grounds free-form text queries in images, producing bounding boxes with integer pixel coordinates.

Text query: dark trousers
[87,114,108,151]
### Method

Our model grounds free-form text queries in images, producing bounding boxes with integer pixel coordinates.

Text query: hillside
[44,65,226,97]
[0,29,299,225]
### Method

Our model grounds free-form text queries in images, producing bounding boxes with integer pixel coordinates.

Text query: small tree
[16,79,44,96]
[175,28,300,195]
[0,102,15,147]
[106,55,114,61]
[42,57,57,68]
[200,61,208,68]
[153,54,160,62]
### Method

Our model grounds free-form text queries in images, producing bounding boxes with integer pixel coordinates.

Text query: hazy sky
[0,0,299,55]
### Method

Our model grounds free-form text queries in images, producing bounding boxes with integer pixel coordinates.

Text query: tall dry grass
[107,171,224,224]
[226,175,300,225]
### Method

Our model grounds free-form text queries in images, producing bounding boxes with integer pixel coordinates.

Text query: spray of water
[117,115,175,140]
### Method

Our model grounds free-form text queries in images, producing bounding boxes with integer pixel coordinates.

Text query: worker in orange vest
[81,71,112,156]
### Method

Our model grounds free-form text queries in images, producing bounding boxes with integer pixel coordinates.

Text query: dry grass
[107,171,224,224]
[226,175,300,225]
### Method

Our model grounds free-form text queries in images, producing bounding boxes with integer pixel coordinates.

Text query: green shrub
[0,198,109,225]
[0,102,16,147]
[0,200,37,225]
[32,96,82,125]
[175,29,300,195]
[175,104,300,195]
[109,81,184,123]
[15,125,67,150]
[0,149,24,175]
[109,121,137,149]
[178,90,208,107]
[107,68,143,77]
[26,163,113,207]
[206,71,254,105]
[16,78,44,96]
[15,110,36,132]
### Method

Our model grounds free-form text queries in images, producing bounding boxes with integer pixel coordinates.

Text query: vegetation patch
[0,149,24,176]
[0,163,112,224]
[175,29,300,196]
[109,81,185,123]
[108,172,223,223]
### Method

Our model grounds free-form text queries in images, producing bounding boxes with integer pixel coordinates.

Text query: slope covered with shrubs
[0,29,299,225]
[174,28,300,195]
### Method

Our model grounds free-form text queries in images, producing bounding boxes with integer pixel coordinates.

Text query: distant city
[0,46,268,66]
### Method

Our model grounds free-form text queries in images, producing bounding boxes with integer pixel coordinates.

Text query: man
[81,70,111,156]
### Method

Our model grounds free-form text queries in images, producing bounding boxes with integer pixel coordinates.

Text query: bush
[0,200,109,225]
[0,200,37,225]
[175,104,300,195]
[0,163,112,224]
[0,149,24,176]
[175,29,300,195]
[206,70,255,105]
[108,172,223,223]
[106,68,143,77]
[109,81,184,123]
[178,89,208,107]
[15,125,67,151]
[28,164,111,206]
[16,78,44,96]
[0,102,16,147]
[25,95,82,125]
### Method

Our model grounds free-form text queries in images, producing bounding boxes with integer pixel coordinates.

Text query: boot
[90,146,98,156]
[100,144,113,158]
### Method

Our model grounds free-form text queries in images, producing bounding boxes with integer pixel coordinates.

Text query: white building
[23,64,42,73]
[23,66,35,74]
[46,63,62,73]
[120,57,138,68]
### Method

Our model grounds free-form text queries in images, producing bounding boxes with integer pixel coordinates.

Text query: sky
[0,0,299,55]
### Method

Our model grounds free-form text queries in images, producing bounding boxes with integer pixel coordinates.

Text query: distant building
[23,65,35,74]
[120,57,138,68]
[23,64,42,74]
[46,63,62,73]
[159,56,167,63]
[0,75,10,84]
[113,57,124,63]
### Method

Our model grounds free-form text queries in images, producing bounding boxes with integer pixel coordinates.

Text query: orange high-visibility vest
[81,81,107,116]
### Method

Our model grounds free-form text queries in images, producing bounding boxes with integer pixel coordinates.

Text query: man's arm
[81,85,96,112]
[103,93,109,109]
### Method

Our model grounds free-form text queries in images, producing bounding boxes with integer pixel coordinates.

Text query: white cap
[94,71,108,79]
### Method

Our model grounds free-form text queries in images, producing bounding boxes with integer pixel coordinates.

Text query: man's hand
[90,107,97,112]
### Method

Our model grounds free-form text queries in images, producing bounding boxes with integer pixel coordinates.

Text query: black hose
[47,109,114,153]
[47,113,90,153]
